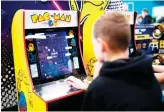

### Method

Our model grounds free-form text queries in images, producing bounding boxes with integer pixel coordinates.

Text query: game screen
[135,24,164,65]
[36,30,80,80]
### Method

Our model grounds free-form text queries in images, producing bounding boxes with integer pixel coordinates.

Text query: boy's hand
[93,61,103,79]
[66,76,88,90]
[66,61,103,90]
[153,65,164,73]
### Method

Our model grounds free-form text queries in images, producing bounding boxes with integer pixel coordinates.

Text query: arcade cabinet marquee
[12,10,85,111]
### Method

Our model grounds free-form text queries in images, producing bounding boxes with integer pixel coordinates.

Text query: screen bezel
[25,27,85,85]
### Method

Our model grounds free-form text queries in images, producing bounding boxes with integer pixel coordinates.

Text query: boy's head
[142,9,148,18]
[92,11,131,61]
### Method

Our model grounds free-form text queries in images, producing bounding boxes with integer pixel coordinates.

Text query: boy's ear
[97,38,105,52]
[69,0,79,11]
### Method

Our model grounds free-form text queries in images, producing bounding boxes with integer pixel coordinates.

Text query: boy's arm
[153,65,164,83]
[81,82,104,111]
[81,81,114,111]
[154,72,164,83]
[153,65,164,73]
[82,88,105,111]
[81,88,93,110]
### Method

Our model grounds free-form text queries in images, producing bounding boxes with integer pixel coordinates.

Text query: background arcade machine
[12,10,86,111]
[135,24,164,65]
[135,24,164,91]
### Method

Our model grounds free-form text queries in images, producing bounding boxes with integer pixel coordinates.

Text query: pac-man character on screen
[27,43,35,52]
[69,30,74,36]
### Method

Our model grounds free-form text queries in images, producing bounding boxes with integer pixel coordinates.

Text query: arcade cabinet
[135,24,164,91]
[135,24,164,65]
[12,10,86,111]
[12,10,137,111]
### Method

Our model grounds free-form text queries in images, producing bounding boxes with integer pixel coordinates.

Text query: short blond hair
[92,11,131,52]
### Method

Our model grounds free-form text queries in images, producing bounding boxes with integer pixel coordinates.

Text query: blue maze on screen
[36,31,72,79]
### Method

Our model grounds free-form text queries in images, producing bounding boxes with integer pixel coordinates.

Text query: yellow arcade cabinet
[12,9,86,111]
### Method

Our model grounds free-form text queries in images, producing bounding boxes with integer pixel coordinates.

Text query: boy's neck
[105,51,129,62]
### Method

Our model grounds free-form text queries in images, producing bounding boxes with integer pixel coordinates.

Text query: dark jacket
[82,51,164,111]
[141,15,152,24]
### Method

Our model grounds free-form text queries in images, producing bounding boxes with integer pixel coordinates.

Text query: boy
[67,11,164,110]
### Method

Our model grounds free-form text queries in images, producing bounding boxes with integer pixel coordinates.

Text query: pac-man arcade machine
[12,10,86,111]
